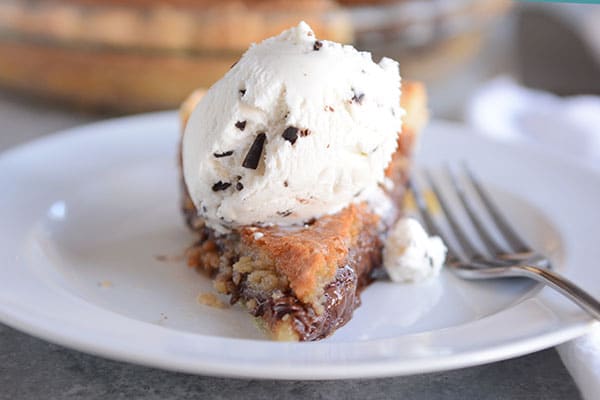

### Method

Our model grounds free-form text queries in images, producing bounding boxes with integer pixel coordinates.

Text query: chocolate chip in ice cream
[242,132,266,169]
[313,41,323,51]
[213,150,234,158]
[282,126,299,144]
[235,121,247,131]
[212,181,232,191]
[351,89,365,104]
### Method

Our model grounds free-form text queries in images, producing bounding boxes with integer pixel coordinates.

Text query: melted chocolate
[229,220,382,341]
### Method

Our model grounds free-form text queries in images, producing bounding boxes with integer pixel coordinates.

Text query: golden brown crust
[239,203,376,305]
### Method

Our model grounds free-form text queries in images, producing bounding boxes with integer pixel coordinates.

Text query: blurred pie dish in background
[0,0,509,113]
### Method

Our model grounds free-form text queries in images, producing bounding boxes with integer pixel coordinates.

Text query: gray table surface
[0,91,582,399]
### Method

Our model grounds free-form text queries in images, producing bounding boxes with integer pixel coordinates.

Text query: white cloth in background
[467,76,600,171]
[466,77,600,400]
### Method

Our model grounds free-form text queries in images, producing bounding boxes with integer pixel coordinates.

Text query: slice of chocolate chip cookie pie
[179,81,426,341]
[178,23,427,341]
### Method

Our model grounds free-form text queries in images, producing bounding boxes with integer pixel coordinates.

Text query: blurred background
[1,0,599,156]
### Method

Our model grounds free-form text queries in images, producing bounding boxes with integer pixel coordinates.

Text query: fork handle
[509,265,600,320]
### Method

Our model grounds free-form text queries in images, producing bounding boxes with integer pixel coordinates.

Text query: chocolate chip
[242,132,266,169]
[202,205,207,213]
[235,120,247,131]
[236,175,242,180]
[282,126,299,144]
[299,129,311,137]
[239,89,246,97]
[283,180,289,187]
[351,89,365,104]
[236,182,244,191]
[213,150,234,158]
[324,106,335,112]
[313,41,323,51]
[277,210,293,217]
[212,181,231,191]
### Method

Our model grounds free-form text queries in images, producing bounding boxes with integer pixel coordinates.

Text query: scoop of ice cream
[183,22,403,233]
[383,218,447,283]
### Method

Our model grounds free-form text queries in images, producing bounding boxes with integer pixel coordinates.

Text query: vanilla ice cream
[383,218,447,283]
[183,22,403,233]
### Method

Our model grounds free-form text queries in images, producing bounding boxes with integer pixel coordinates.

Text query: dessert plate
[0,112,598,379]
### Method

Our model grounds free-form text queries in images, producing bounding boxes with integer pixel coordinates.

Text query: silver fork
[410,165,600,320]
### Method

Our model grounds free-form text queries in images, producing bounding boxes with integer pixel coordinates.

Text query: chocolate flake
[202,205,207,213]
[277,210,293,217]
[242,132,266,169]
[235,120,247,131]
[351,89,365,104]
[213,150,234,158]
[282,126,299,144]
[283,180,289,187]
[239,89,246,97]
[324,105,335,112]
[231,60,238,69]
[300,129,311,137]
[236,182,244,191]
[313,40,323,51]
[212,181,231,191]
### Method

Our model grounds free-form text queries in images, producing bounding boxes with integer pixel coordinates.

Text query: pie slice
[180,81,427,341]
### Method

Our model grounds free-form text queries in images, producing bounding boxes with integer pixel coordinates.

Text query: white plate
[0,112,598,379]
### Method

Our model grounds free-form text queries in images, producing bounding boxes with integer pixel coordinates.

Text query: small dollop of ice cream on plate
[183,21,403,233]
[383,217,447,283]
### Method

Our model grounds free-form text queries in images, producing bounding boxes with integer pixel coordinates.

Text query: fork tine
[408,178,461,261]
[462,164,532,253]
[445,165,508,256]
[423,170,481,260]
